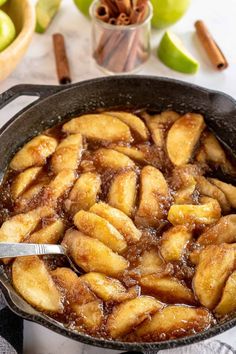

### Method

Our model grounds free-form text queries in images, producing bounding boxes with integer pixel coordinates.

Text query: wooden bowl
[0,0,35,81]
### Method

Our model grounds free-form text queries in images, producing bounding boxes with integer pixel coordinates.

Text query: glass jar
[89,0,153,74]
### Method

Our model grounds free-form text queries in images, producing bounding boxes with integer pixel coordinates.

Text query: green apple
[35,0,61,33]
[73,0,93,17]
[0,0,8,7]
[0,9,16,52]
[158,31,199,74]
[150,0,191,29]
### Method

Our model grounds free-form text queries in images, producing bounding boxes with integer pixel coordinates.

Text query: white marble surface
[1,0,236,353]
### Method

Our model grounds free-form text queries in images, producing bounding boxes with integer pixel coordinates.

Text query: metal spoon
[0,243,82,274]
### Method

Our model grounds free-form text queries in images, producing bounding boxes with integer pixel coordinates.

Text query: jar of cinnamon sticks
[90,0,153,74]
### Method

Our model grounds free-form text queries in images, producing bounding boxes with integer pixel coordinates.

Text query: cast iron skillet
[0,76,236,353]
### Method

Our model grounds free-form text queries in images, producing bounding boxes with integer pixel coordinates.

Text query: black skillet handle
[0,84,65,110]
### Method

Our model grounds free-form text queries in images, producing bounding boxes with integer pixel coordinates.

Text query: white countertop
[1,0,236,353]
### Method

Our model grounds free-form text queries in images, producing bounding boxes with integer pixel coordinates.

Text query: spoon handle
[0,243,65,258]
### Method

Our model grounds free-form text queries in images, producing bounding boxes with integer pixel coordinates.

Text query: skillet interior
[1,75,236,352]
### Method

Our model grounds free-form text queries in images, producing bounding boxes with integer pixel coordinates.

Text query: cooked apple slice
[79,272,137,302]
[108,170,137,217]
[220,158,236,177]
[51,267,95,304]
[14,171,51,212]
[62,230,129,277]
[64,172,101,216]
[195,145,207,163]
[140,274,195,305]
[50,267,79,294]
[10,135,58,171]
[172,164,201,204]
[209,178,236,208]
[193,244,235,309]
[143,111,180,147]
[135,166,169,227]
[93,148,135,170]
[135,305,212,340]
[74,210,127,253]
[196,132,236,176]
[160,226,192,262]
[105,111,149,141]
[196,176,230,213]
[168,198,221,226]
[72,301,103,331]
[106,296,163,338]
[90,202,141,243]
[198,215,236,246]
[62,114,132,142]
[167,113,205,166]
[0,206,54,244]
[200,195,220,204]
[199,132,225,163]
[51,134,83,173]
[174,180,197,204]
[12,256,62,312]
[143,113,163,147]
[138,249,166,276]
[171,163,202,187]
[11,167,42,200]
[190,241,236,268]
[51,267,103,330]
[195,147,207,165]
[26,219,65,244]
[110,146,147,163]
[214,270,236,315]
[16,182,47,213]
[42,169,76,206]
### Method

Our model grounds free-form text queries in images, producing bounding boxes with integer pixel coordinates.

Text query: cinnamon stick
[106,31,136,72]
[94,30,124,65]
[115,0,131,14]
[94,30,113,62]
[94,0,149,73]
[94,13,127,61]
[109,17,117,24]
[195,20,228,70]
[116,12,130,25]
[130,5,145,24]
[102,2,147,72]
[121,16,130,25]
[52,33,71,85]
[101,0,119,17]
[124,32,140,71]
[124,5,148,71]
[136,0,148,7]
[117,12,127,20]
[96,5,110,22]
